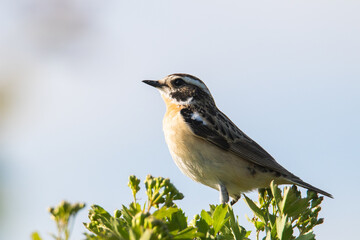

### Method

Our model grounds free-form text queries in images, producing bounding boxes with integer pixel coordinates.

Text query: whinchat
[143,73,332,204]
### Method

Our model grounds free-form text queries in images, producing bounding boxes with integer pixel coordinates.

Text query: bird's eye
[173,78,185,87]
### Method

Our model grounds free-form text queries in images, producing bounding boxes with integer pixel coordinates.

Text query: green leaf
[212,204,229,234]
[139,229,153,240]
[152,207,179,220]
[89,205,114,230]
[173,227,201,239]
[279,186,290,214]
[276,215,293,240]
[271,224,278,239]
[110,217,129,239]
[194,217,210,234]
[200,210,213,226]
[295,231,316,240]
[265,231,272,240]
[129,228,137,240]
[268,213,276,227]
[270,181,282,211]
[281,187,309,217]
[228,206,248,240]
[254,221,265,231]
[243,195,266,222]
[168,210,188,232]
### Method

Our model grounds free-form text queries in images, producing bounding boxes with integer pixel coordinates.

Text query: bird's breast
[162,103,236,189]
[162,105,211,183]
[161,102,279,196]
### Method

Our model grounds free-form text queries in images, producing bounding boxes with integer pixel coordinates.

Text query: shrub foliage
[32,175,325,240]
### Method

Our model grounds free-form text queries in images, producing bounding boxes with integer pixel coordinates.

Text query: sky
[0,0,359,239]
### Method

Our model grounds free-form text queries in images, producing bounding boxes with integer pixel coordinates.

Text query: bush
[32,175,325,240]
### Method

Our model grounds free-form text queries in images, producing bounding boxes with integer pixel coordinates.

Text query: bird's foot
[218,183,229,204]
[230,195,241,206]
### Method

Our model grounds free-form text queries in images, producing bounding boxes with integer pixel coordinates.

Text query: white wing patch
[191,112,207,125]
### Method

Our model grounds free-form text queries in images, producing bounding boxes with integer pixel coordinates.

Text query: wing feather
[180,107,294,177]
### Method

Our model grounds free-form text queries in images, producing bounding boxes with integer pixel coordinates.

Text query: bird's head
[143,73,214,106]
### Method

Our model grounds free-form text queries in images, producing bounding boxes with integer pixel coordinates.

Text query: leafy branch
[244,181,324,240]
[32,176,327,240]
[32,201,85,240]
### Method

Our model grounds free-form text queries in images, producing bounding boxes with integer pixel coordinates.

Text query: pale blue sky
[0,1,359,239]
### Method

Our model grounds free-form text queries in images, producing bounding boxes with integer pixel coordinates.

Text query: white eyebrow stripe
[182,76,211,95]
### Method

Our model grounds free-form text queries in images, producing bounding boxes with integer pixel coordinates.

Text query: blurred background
[0,0,359,239]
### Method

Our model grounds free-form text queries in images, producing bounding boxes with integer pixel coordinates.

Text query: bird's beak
[142,80,163,88]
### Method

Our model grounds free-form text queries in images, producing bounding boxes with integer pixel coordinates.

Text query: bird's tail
[290,178,333,198]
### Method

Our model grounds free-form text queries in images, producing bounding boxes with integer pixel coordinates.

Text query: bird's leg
[218,183,229,204]
[230,195,241,206]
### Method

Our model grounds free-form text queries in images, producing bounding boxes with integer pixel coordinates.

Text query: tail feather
[290,178,333,198]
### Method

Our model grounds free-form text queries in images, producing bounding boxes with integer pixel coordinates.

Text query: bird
[143,73,333,204]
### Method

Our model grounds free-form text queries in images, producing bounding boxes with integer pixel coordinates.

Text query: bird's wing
[181,107,334,198]
[180,108,230,150]
[180,107,294,176]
